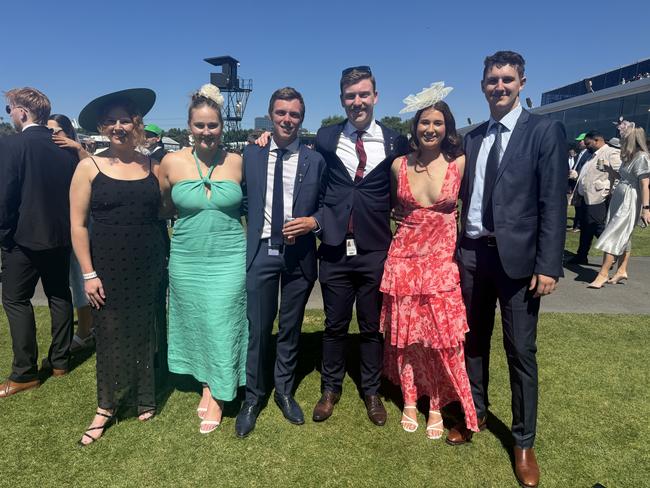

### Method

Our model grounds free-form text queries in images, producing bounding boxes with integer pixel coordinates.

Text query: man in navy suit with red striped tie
[311,66,409,425]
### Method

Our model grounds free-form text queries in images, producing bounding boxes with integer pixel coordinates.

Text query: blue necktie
[271,148,287,246]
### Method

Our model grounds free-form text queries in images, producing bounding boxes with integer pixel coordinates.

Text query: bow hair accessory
[615,117,635,138]
[198,84,225,108]
[399,82,453,114]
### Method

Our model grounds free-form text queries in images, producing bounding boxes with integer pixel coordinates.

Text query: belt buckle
[486,236,497,247]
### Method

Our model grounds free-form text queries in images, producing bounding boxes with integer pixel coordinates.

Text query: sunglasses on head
[341,65,372,77]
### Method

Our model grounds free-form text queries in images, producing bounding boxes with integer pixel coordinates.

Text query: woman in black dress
[70,89,165,445]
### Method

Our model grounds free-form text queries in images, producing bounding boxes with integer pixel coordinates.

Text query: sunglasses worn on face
[341,65,372,77]
[5,105,27,115]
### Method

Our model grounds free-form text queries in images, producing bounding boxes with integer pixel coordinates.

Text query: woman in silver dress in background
[588,123,650,288]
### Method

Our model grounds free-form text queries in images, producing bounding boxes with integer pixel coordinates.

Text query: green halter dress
[167,152,247,400]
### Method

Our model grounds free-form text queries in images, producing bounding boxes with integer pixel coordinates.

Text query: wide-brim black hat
[79,88,156,132]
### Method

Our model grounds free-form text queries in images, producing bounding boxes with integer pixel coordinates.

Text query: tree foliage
[165,128,190,148]
[0,122,16,137]
[320,115,345,128]
[223,129,254,144]
[379,116,411,136]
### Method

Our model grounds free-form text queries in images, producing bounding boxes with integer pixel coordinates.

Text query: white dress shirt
[22,123,39,132]
[336,119,386,180]
[465,104,523,238]
[261,137,300,239]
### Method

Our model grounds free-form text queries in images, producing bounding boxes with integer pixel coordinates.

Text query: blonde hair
[621,127,649,163]
[5,87,51,124]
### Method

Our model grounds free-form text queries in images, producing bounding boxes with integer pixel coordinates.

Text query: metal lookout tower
[204,56,252,133]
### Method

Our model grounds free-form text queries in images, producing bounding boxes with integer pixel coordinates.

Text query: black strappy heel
[78,410,116,446]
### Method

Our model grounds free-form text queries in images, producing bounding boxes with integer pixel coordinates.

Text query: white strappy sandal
[401,405,419,433]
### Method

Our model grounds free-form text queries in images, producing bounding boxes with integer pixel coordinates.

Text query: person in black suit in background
[447,52,566,488]
[0,87,76,398]
[235,87,326,438]
[312,67,409,425]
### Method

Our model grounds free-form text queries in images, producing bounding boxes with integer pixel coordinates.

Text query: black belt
[461,235,497,248]
[261,238,284,252]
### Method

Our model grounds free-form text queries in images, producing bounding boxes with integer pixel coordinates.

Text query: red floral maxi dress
[380,156,478,431]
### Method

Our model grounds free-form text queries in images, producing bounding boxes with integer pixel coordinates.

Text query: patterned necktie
[482,122,503,232]
[354,130,367,182]
[271,148,287,246]
[347,131,367,235]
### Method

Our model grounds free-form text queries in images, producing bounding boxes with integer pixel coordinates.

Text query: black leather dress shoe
[274,392,305,425]
[235,402,261,438]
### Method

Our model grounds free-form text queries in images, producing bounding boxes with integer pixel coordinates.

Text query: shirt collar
[21,123,40,132]
[344,119,379,138]
[270,136,300,154]
[487,103,522,134]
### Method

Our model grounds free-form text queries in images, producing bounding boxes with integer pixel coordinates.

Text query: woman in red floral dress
[380,93,478,439]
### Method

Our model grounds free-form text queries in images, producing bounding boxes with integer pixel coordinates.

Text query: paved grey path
[2,257,649,314]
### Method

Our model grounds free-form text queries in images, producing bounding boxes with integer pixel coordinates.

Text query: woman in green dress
[159,85,247,434]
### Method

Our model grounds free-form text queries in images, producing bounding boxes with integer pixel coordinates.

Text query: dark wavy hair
[48,113,77,140]
[409,101,463,159]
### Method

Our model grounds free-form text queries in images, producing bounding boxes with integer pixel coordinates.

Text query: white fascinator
[399,82,453,114]
[197,84,225,108]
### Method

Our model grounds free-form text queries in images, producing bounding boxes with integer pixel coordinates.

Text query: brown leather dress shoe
[0,379,40,398]
[312,390,341,422]
[364,395,387,426]
[514,447,539,487]
[445,416,487,445]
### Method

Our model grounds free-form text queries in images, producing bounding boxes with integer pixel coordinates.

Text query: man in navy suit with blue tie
[311,67,409,425]
[236,87,326,438]
[448,52,566,488]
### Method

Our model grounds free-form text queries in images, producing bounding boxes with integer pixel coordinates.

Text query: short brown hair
[340,69,376,94]
[5,87,51,124]
[268,87,305,120]
[483,51,526,80]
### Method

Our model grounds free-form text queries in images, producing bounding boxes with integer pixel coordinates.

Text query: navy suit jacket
[0,125,77,251]
[242,141,326,282]
[458,110,567,280]
[315,121,409,251]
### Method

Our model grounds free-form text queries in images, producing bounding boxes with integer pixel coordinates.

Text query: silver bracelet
[83,271,98,280]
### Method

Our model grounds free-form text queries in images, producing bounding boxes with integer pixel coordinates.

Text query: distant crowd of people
[620,72,650,84]
[1,49,649,488]
[567,127,650,287]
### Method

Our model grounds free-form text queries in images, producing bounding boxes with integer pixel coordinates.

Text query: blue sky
[1,0,649,132]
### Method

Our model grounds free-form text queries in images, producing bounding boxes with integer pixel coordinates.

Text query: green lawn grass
[0,309,648,487]
[564,205,650,256]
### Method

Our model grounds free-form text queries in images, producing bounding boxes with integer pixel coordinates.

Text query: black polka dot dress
[89,165,165,413]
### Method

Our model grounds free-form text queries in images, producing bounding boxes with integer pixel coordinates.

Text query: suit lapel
[259,144,272,207]
[465,122,488,200]
[494,110,530,185]
[292,144,311,207]
[332,122,354,182]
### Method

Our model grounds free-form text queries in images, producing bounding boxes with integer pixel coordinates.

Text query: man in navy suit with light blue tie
[448,51,566,488]
[235,87,326,438]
